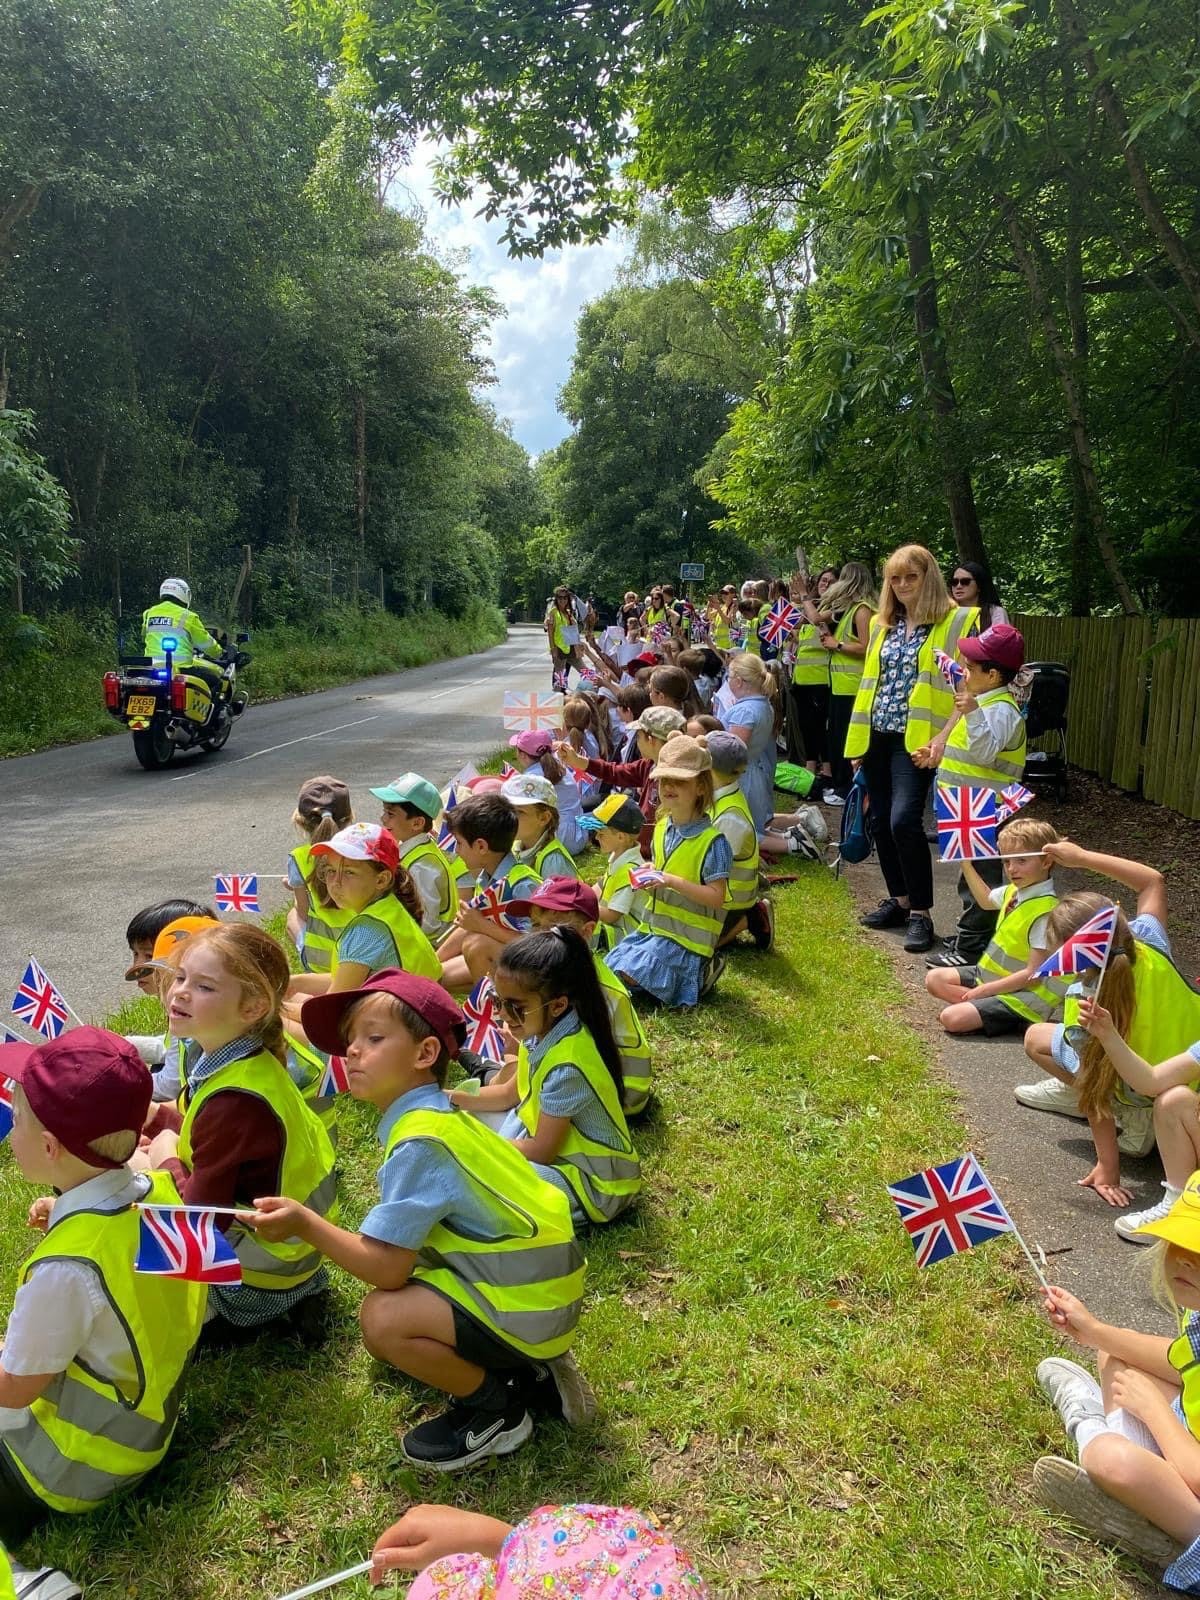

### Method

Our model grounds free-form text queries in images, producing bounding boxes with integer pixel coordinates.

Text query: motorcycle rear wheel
[132,725,175,770]
[201,715,232,753]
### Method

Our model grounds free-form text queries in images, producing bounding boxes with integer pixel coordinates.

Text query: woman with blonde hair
[843,544,978,952]
[720,652,779,832]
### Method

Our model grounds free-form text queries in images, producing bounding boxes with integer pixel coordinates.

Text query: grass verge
[0,600,506,758]
[0,874,1142,1597]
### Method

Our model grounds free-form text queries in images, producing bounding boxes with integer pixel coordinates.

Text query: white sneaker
[11,1565,83,1600]
[1036,1357,1104,1440]
[1114,1182,1183,1243]
[1033,1455,1183,1564]
[1014,1078,1085,1119]
[786,825,822,861]
[1116,1103,1157,1158]
[795,803,829,845]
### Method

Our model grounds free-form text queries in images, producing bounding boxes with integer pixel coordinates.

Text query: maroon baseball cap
[0,1027,152,1168]
[301,968,466,1059]
[505,876,600,921]
[508,729,554,758]
[958,622,1025,673]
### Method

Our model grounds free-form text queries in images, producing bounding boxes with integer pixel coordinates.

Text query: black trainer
[925,948,970,969]
[514,1352,598,1427]
[860,897,906,929]
[903,912,936,953]
[401,1396,532,1472]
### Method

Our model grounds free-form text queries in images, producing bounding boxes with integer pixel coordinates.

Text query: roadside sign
[680,562,705,582]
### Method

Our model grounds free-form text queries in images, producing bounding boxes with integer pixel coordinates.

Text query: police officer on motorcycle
[142,579,228,716]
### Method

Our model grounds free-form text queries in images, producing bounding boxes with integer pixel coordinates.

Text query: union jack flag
[690,613,710,644]
[318,1055,350,1098]
[629,865,666,890]
[759,600,802,647]
[887,1154,1014,1269]
[135,1206,243,1285]
[934,784,998,862]
[213,874,259,914]
[934,648,966,690]
[462,979,507,1063]
[503,691,564,733]
[0,1077,13,1143]
[996,782,1035,821]
[11,958,71,1040]
[1035,904,1118,980]
[552,668,569,694]
[468,884,523,931]
[650,621,672,649]
[498,762,518,779]
[577,666,602,689]
[437,785,459,854]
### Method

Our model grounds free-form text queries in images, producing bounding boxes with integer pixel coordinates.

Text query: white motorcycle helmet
[159,577,192,607]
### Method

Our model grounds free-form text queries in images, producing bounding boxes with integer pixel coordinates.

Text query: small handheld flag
[650,621,672,649]
[935,784,999,862]
[437,785,459,855]
[135,1206,242,1285]
[214,874,260,914]
[759,599,802,647]
[1035,904,1118,981]
[629,865,666,890]
[996,782,1035,821]
[888,1154,1014,1268]
[934,648,966,690]
[502,691,564,733]
[0,1078,14,1143]
[498,762,518,780]
[468,885,523,930]
[273,1560,374,1600]
[462,979,507,1063]
[318,1055,350,1098]
[11,958,72,1041]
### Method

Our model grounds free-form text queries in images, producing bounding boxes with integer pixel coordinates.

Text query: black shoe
[860,897,906,929]
[401,1396,532,1472]
[903,913,936,953]
[925,949,970,969]
[699,952,727,997]
[512,1351,597,1428]
[745,897,775,951]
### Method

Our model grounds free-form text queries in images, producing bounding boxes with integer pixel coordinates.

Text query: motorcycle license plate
[126,695,158,716]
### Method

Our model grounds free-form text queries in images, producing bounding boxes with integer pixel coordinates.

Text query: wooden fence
[1013,614,1200,821]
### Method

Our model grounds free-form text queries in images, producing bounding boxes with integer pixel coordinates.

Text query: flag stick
[1007,1220,1051,1290]
[273,1560,373,1600]
[134,1202,257,1221]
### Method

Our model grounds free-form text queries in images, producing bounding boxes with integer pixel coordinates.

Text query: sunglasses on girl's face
[494,993,545,1024]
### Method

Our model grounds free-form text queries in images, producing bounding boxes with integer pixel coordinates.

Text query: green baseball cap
[369,772,443,821]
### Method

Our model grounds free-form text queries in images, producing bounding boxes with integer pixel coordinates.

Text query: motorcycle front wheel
[132,724,175,770]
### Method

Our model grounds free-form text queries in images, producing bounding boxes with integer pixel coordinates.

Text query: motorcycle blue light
[161,636,179,653]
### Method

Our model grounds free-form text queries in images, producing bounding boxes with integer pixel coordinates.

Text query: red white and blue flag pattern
[437,785,459,855]
[503,691,563,732]
[318,1055,350,1098]
[996,782,1035,821]
[629,865,666,890]
[11,958,71,1040]
[1035,904,1118,980]
[934,784,999,862]
[135,1206,243,1285]
[933,648,966,690]
[887,1154,1014,1269]
[0,1077,14,1143]
[462,978,507,1063]
[213,874,259,914]
[468,884,524,931]
[759,600,802,647]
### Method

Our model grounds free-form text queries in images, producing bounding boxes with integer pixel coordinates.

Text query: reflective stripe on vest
[844,606,979,759]
[5,1170,204,1513]
[516,1020,641,1223]
[597,857,641,950]
[975,885,1067,1022]
[336,895,442,981]
[403,838,460,924]
[790,622,830,687]
[644,818,725,958]
[711,789,760,912]
[938,687,1028,789]
[142,600,197,666]
[178,1048,338,1290]
[291,846,355,975]
[829,604,869,696]
[286,1029,340,1138]
[594,953,652,1114]
[385,1106,585,1359]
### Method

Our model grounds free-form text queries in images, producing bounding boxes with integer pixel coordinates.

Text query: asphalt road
[2,626,549,1028]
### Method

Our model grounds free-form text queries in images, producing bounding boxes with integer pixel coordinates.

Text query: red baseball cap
[301,969,466,1059]
[310,822,400,875]
[0,1027,152,1168]
[634,652,660,667]
[959,622,1025,673]
[505,876,600,921]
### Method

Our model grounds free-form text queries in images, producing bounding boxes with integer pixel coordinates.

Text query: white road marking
[169,715,382,781]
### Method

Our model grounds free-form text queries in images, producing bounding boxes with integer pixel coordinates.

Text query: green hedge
[0,600,507,758]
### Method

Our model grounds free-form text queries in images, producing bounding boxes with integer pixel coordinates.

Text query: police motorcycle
[102,614,251,770]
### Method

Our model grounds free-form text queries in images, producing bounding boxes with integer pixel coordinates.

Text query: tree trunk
[904,200,988,564]
[0,184,41,271]
[1057,0,1200,327]
[353,391,366,602]
[1061,54,1093,616]
[999,195,1140,615]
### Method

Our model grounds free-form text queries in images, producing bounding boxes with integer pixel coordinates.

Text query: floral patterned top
[871,622,930,734]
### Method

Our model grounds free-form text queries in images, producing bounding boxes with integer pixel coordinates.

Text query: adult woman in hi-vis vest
[844,544,978,954]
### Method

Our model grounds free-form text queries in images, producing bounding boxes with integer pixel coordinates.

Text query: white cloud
[388,139,626,456]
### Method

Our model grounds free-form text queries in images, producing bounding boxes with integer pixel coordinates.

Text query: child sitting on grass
[250,971,590,1473]
[436,794,541,992]
[504,773,578,882]
[285,775,354,973]
[1032,1172,1200,1585]
[122,895,218,1088]
[556,705,685,858]
[924,817,1065,1037]
[705,731,772,952]
[371,771,460,946]
[579,792,649,951]
[507,729,586,855]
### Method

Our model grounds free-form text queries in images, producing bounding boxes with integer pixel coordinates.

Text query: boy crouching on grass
[0,1029,206,1548]
[248,970,592,1473]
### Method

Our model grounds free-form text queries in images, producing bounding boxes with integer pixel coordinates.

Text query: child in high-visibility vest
[605,735,731,1007]
[705,731,771,952]
[372,771,460,946]
[0,1028,205,1544]
[121,896,217,1099]
[436,794,542,991]
[925,817,1064,1037]
[504,773,578,882]
[250,970,590,1474]
[285,775,355,973]
[507,729,587,855]
[489,927,640,1225]
[579,793,648,950]
[1031,1175,1200,1583]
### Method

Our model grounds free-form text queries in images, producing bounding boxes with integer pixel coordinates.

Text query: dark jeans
[861,730,935,913]
[0,1442,50,1547]
[955,854,1004,961]
[786,682,829,767]
[826,691,855,795]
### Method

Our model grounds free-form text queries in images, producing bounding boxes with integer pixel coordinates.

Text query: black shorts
[0,1441,50,1546]
[958,968,1030,1038]
[425,1284,537,1374]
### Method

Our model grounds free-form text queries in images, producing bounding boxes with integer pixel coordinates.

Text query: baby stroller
[1021,661,1070,803]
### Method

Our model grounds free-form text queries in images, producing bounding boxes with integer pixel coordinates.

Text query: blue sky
[391,140,627,457]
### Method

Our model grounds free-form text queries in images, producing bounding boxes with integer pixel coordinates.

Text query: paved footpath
[2,626,549,1028]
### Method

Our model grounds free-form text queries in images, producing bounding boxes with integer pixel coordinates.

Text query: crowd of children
[4,565,1200,1597]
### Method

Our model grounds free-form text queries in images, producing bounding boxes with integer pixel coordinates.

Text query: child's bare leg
[437,927,467,962]
[939,1001,984,1035]
[360,1284,485,1397]
[1080,1430,1200,1547]
[1024,1023,1075,1085]
[766,812,799,832]
[438,954,472,993]
[1153,1086,1200,1190]
[925,968,966,1003]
